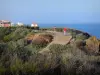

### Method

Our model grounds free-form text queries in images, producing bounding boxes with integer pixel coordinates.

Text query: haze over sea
[39,24,100,38]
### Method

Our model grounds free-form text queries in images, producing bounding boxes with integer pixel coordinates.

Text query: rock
[32,36,48,45]
[39,34,53,43]
[26,34,35,40]
[83,32,91,38]
[85,36,100,54]
[32,34,53,45]
[26,33,53,45]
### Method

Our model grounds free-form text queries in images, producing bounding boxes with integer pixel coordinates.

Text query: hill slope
[39,31,72,54]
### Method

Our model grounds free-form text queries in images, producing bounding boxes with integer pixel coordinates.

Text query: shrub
[15,47,32,61]
[0,27,16,41]
[22,62,38,74]
[5,28,30,41]
[24,44,38,54]
[76,33,88,40]
[0,43,7,54]
[0,28,7,40]
[75,39,86,50]
[17,39,27,47]
[60,44,87,75]
[49,44,68,53]
[56,28,63,32]
[13,28,29,40]
[0,63,6,75]
[3,33,12,42]
[10,56,23,75]
[7,41,18,51]
[32,41,47,50]
[71,32,77,38]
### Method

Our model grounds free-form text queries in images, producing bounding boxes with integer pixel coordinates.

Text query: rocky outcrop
[85,36,100,54]
[26,33,53,45]
[26,34,35,41]
[83,32,91,38]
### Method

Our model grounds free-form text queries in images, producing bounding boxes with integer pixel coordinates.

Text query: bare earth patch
[39,31,72,54]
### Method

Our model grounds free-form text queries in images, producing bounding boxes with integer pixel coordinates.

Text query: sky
[0,0,100,24]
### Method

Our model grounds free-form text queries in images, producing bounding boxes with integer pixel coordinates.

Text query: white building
[11,23,14,26]
[17,22,24,26]
[31,22,38,27]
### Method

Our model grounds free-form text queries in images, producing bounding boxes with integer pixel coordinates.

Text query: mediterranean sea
[39,24,100,39]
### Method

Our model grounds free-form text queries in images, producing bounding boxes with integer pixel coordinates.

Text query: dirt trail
[39,31,72,54]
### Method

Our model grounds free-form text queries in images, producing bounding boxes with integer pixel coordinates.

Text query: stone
[85,36,100,54]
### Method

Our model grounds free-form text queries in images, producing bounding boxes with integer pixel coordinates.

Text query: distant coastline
[38,24,100,38]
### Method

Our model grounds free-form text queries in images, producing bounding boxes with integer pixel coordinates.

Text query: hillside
[0,27,100,75]
[39,31,72,54]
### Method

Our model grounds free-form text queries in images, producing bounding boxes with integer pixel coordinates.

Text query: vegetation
[0,26,99,75]
[69,29,91,39]
[49,44,68,53]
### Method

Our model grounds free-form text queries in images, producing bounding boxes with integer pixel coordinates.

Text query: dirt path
[39,31,72,54]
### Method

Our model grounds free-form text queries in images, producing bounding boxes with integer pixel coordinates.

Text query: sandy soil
[39,31,72,54]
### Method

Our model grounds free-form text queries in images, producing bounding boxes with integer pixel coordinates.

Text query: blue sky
[0,0,100,24]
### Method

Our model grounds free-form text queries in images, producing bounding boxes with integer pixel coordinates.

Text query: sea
[39,24,100,39]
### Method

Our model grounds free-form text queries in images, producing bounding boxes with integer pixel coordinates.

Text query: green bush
[0,63,6,75]
[5,28,30,41]
[24,44,38,54]
[7,41,18,51]
[49,44,68,53]
[12,28,30,41]
[71,32,77,38]
[15,47,32,61]
[22,62,38,74]
[17,39,27,47]
[0,43,7,56]
[3,27,30,42]
[3,33,12,42]
[10,57,23,75]
[56,28,63,32]
[0,28,8,40]
[0,27,16,41]
[32,42,47,50]
[76,33,88,40]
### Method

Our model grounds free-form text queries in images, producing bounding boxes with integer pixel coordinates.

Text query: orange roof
[32,22,37,24]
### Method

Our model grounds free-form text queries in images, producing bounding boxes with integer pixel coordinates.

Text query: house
[31,22,39,30]
[11,23,14,26]
[0,20,11,27]
[17,22,24,26]
[31,22,38,27]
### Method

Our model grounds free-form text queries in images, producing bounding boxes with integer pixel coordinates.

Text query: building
[31,22,38,27]
[11,23,14,26]
[31,22,39,30]
[17,22,24,26]
[0,20,11,27]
